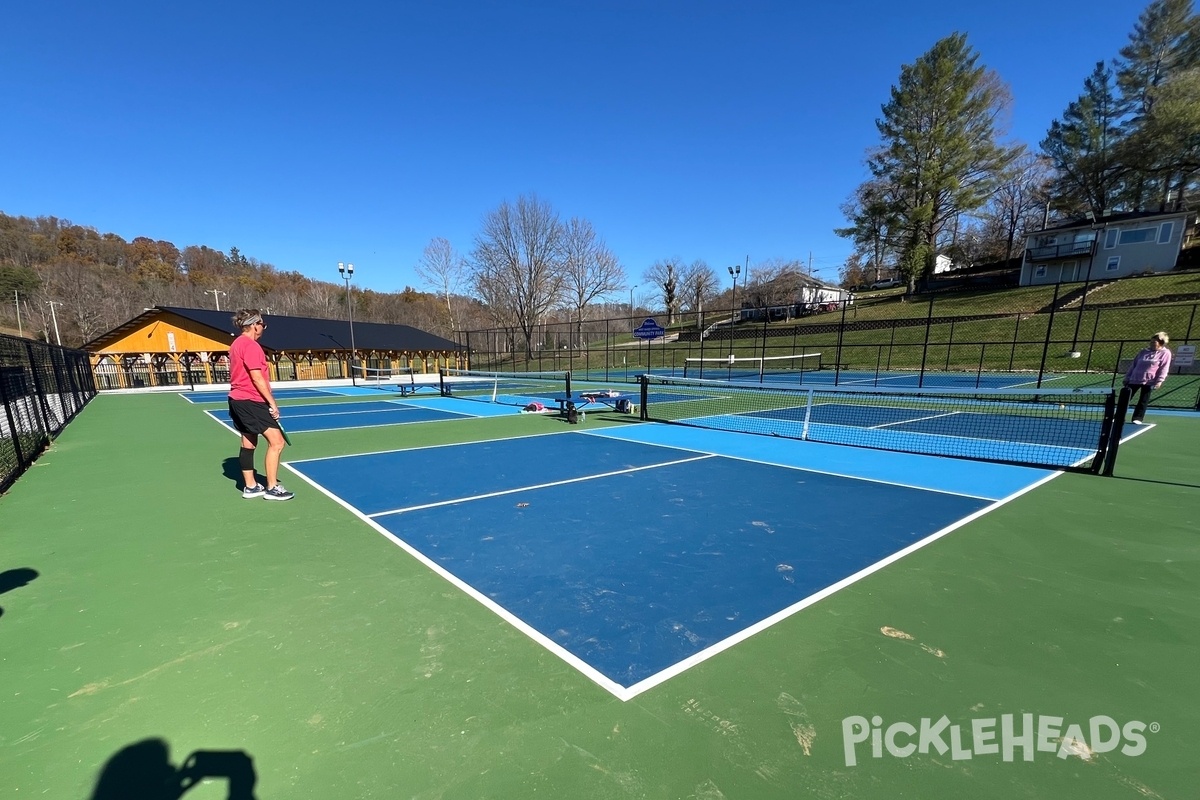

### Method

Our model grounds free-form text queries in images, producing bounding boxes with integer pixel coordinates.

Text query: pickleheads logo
[841,714,1157,766]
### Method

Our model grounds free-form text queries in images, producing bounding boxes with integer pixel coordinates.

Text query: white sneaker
[1131,420,1144,425]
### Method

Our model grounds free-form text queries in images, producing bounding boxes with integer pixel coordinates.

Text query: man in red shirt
[227,309,293,500]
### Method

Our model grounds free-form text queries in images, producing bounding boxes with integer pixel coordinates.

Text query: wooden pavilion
[85,306,465,390]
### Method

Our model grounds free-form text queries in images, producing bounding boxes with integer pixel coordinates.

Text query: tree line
[0,212,499,348]
[837,0,1199,290]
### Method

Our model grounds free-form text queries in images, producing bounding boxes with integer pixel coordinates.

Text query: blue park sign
[633,317,666,340]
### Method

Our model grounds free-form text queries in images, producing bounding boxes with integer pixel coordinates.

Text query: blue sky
[3,0,1143,296]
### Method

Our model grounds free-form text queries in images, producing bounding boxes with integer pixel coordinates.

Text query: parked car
[870,278,902,289]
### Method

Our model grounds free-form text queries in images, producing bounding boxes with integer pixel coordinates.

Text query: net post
[565,371,572,398]
[438,367,448,397]
[916,292,934,388]
[1090,390,1116,474]
[1101,387,1131,476]
[800,387,815,441]
[639,374,648,420]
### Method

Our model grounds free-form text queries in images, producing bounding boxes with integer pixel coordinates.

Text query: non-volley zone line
[285,429,1048,699]
[182,387,346,403]
[205,399,473,434]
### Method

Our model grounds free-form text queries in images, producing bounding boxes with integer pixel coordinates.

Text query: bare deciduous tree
[560,218,624,346]
[678,259,719,328]
[469,194,566,358]
[416,237,469,331]
[644,258,684,325]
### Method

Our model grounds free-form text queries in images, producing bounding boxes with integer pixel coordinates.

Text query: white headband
[243,314,263,327]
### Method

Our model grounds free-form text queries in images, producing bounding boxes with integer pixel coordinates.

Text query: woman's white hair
[233,309,263,329]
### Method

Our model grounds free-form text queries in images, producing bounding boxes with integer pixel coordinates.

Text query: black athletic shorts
[228,398,279,436]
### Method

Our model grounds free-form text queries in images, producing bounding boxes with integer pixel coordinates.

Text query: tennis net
[440,368,571,407]
[638,374,1119,471]
[683,352,823,382]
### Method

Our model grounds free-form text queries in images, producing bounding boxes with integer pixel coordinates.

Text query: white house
[1021,210,1193,286]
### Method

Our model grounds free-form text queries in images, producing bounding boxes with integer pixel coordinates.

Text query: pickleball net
[440,368,571,407]
[357,365,418,392]
[683,352,823,382]
[638,374,1121,472]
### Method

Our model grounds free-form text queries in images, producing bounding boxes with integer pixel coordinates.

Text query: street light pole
[205,289,226,311]
[46,300,63,346]
[338,261,357,384]
[727,265,741,361]
[629,284,638,320]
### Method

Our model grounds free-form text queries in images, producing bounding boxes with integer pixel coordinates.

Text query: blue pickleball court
[285,426,1047,698]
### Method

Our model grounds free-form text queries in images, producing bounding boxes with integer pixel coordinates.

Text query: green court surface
[2,392,1198,798]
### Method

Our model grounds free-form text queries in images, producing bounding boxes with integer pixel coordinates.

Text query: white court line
[282,459,634,701]
[579,429,1000,501]
[618,468,1065,700]
[367,454,715,518]
[279,403,420,419]
[869,410,961,429]
[285,429,575,465]
[274,412,473,435]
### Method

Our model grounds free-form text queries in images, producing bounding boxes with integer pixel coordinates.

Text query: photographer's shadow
[0,567,39,621]
[89,738,257,800]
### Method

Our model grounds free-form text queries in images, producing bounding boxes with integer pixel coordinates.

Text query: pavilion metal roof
[86,306,464,353]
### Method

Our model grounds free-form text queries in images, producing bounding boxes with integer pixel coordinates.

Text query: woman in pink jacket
[1123,331,1172,425]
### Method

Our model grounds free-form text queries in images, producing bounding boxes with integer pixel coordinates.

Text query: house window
[1106,256,1121,271]
[1119,228,1156,245]
[1104,229,1119,249]
[1159,222,1174,244]
[1035,265,1047,278]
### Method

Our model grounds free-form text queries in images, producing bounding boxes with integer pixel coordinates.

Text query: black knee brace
[239,447,256,471]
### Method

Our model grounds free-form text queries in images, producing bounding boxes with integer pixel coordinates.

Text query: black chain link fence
[1,334,98,494]
[458,270,1200,410]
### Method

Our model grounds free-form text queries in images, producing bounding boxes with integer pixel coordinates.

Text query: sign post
[632,318,665,376]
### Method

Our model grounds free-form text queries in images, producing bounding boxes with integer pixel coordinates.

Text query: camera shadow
[88,738,257,800]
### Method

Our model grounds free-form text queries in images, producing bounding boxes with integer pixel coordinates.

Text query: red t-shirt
[228,334,270,402]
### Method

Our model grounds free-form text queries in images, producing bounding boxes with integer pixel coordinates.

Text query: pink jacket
[1125,346,1172,388]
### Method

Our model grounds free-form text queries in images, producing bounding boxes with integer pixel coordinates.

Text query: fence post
[760,309,769,374]
[836,299,848,373]
[1009,314,1021,372]
[917,293,935,388]
[1036,283,1061,388]
[945,320,955,371]
[0,363,26,469]
[24,342,53,433]
[1084,309,1103,373]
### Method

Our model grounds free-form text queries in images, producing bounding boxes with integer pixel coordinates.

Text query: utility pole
[205,289,226,311]
[14,291,21,336]
[46,301,63,346]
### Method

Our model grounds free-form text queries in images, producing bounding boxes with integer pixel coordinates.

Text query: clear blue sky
[2,0,1142,296]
